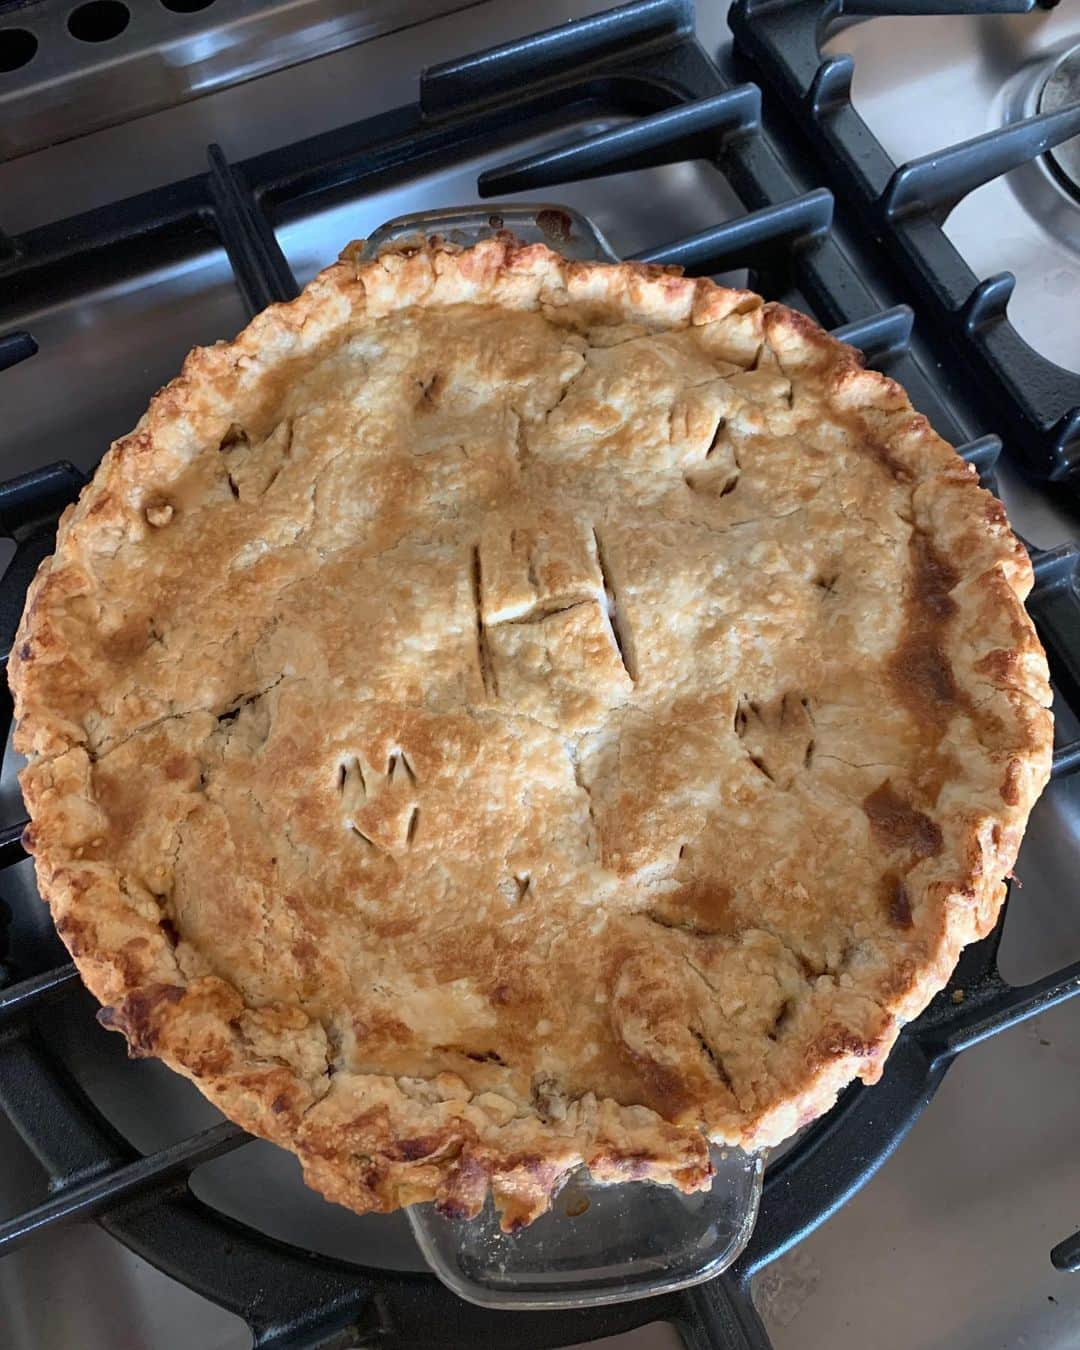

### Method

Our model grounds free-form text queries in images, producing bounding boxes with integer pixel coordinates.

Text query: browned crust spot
[862,781,943,859]
[887,531,963,727]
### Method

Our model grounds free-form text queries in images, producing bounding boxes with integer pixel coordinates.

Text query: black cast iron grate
[1,1,1080,1346]
[728,0,1080,492]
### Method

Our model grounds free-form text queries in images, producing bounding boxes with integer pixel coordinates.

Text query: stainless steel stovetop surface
[1,3,1079,1347]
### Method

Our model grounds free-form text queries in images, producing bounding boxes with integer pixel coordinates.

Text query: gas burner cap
[1039,42,1080,200]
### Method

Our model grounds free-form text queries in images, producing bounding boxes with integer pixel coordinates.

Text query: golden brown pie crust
[10,237,1052,1230]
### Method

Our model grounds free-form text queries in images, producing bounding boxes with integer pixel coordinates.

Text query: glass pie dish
[363,202,764,1310]
[407,1142,763,1310]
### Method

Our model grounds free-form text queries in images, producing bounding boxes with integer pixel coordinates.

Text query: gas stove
[1,2,1079,1348]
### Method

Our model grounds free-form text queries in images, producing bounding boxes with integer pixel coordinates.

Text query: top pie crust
[10,236,1052,1229]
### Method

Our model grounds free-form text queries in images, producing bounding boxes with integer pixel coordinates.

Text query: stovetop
[1,2,1079,1348]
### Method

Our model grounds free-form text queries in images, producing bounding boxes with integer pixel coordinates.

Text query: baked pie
[10,236,1052,1230]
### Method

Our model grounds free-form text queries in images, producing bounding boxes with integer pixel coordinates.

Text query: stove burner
[4,2,1080,1345]
[1040,42,1080,199]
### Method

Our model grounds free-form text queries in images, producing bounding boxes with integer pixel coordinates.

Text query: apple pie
[10,236,1052,1230]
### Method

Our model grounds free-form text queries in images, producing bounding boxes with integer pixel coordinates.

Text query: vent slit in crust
[692,1028,734,1093]
[748,754,774,783]
[592,526,635,682]
[705,417,727,459]
[470,544,497,698]
[514,412,531,468]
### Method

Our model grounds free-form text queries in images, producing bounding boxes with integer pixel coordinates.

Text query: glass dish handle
[358,201,620,263]
[406,1145,764,1311]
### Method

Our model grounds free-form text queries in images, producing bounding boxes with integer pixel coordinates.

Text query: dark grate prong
[206,144,299,318]
[420,0,693,117]
[631,189,833,274]
[1030,541,1079,593]
[0,461,84,542]
[962,272,1015,334]
[830,305,914,368]
[479,87,761,195]
[916,960,1080,1063]
[1051,1229,1080,1273]
[1052,740,1080,781]
[882,102,1080,223]
[807,55,853,118]
[1027,545,1080,712]
[1049,407,1080,484]
[0,1120,250,1258]
[0,331,37,374]
[0,817,29,870]
[957,433,1001,482]
[0,965,79,1028]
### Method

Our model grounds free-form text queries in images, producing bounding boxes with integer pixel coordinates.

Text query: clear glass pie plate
[366,203,763,1308]
[406,1144,764,1310]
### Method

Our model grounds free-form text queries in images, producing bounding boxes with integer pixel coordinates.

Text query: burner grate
[729,0,1080,491]
[2,1,1080,1345]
